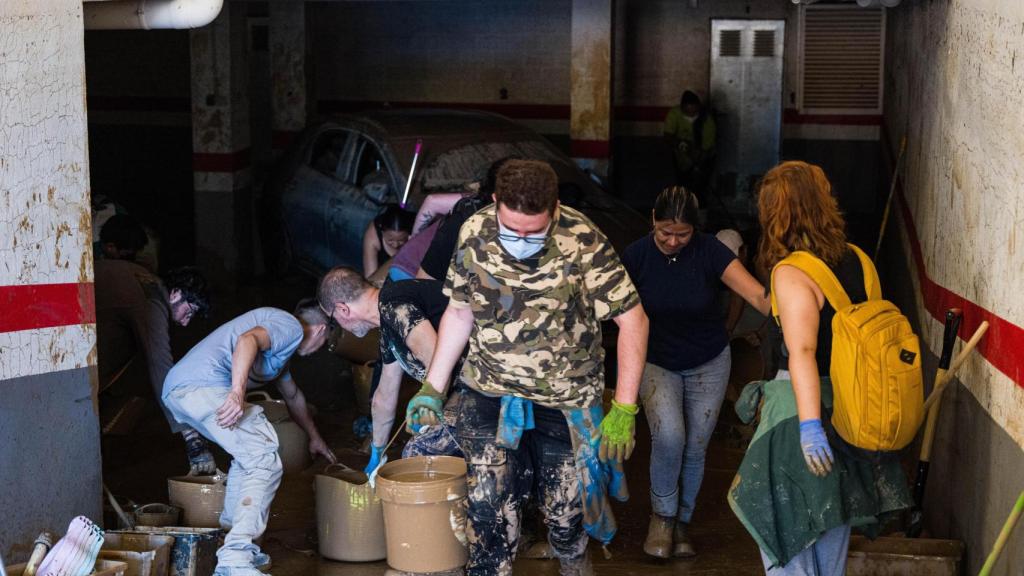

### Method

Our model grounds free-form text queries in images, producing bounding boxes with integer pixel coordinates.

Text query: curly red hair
[757,161,847,272]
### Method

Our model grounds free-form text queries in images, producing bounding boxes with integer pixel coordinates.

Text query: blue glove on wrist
[799,419,834,477]
[364,444,386,475]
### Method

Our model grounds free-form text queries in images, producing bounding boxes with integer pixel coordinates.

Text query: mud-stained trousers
[164,386,283,570]
[456,388,588,576]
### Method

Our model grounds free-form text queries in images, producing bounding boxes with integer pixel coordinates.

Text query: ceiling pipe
[83,0,224,30]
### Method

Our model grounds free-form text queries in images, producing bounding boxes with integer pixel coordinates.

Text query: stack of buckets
[316,455,468,572]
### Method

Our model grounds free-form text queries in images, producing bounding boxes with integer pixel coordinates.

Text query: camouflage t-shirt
[444,204,640,409]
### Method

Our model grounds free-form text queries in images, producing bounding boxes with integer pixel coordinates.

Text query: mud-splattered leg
[530,405,587,573]
[457,390,531,576]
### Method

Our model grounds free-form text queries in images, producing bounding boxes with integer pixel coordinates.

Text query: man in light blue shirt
[163,300,336,576]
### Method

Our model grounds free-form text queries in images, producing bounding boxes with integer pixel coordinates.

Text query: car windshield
[418,140,566,192]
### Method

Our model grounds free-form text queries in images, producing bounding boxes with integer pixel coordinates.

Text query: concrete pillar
[191,2,252,284]
[270,1,307,154]
[570,0,614,178]
[0,0,101,558]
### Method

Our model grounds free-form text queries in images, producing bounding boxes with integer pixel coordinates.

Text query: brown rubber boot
[643,515,674,558]
[673,521,696,557]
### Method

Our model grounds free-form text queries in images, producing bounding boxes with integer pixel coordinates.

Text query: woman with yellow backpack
[728,161,915,575]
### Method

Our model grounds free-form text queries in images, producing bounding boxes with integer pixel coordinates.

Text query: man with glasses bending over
[95,261,215,473]
[404,159,649,575]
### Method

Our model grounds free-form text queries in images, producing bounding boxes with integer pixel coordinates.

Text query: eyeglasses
[495,214,551,244]
[496,231,548,245]
[318,300,339,330]
[181,303,199,323]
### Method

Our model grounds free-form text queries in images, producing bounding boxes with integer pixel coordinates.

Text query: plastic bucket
[315,463,387,562]
[132,503,181,527]
[246,390,289,422]
[246,391,310,473]
[167,472,227,528]
[375,455,468,573]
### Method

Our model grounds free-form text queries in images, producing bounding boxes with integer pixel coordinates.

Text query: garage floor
[100,275,765,575]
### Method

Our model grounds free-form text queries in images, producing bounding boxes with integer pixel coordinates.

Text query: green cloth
[663,106,716,173]
[729,378,912,568]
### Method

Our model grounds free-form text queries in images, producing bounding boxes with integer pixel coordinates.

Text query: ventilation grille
[801,5,884,110]
[719,29,741,57]
[753,29,776,57]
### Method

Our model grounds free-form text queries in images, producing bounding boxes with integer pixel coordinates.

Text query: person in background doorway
[317,268,464,474]
[162,301,337,576]
[406,159,649,575]
[664,90,717,200]
[621,186,769,559]
[95,261,214,474]
[363,204,415,281]
[730,161,911,575]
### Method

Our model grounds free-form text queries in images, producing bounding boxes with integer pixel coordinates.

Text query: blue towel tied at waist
[494,396,628,545]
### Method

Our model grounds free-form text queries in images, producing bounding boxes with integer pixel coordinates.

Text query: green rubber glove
[405,380,445,434]
[599,400,639,463]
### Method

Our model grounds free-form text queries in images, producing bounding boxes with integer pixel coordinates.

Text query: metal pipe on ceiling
[83,0,224,30]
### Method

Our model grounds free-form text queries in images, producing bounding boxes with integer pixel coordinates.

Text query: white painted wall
[1,0,95,379]
[885,1,1024,572]
[886,0,1024,447]
[0,0,100,557]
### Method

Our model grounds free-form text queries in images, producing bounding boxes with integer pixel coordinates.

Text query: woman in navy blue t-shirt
[622,186,770,558]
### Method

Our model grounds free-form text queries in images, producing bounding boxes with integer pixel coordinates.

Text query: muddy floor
[101,275,766,575]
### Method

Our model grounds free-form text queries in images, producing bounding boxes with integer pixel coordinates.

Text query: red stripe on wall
[0,283,96,333]
[192,148,252,173]
[318,100,572,120]
[570,139,610,158]
[894,189,1024,388]
[783,108,882,126]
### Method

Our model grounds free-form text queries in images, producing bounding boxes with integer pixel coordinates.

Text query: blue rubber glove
[405,381,444,434]
[364,444,386,475]
[799,419,834,477]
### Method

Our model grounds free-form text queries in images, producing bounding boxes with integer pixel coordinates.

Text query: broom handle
[978,490,1024,576]
[922,321,989,413]
[874,135,908,261]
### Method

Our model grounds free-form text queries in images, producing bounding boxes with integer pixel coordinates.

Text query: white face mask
[497,219,547,260]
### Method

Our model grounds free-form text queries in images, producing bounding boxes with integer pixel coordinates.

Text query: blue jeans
[761,524,851,575]
[640,345,731,522]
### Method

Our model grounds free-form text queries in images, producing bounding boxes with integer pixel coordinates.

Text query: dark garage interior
[2,1,1024,575]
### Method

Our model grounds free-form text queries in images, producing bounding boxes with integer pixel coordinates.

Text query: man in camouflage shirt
[406,159,649,576]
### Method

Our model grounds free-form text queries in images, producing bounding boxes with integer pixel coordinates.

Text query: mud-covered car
[261,109,646,276]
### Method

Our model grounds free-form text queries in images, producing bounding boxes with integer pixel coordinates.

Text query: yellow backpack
[770,244,923,451]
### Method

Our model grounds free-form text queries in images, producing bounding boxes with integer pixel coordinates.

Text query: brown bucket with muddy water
[167,471,227,528]
[375,455,468,573]
[315,463,386,562]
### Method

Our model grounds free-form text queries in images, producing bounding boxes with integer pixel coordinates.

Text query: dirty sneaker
[673,521,696,557]
[212,566,269,576]
[252,552,271,571]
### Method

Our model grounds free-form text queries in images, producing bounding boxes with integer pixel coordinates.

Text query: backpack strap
[770,251,852,321]
[847,243,882,301]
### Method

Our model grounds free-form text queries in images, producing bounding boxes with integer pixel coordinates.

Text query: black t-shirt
[622,232,737,371]
[420,196,489,280]
[776,248,867,374]
[378,279,449,379]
